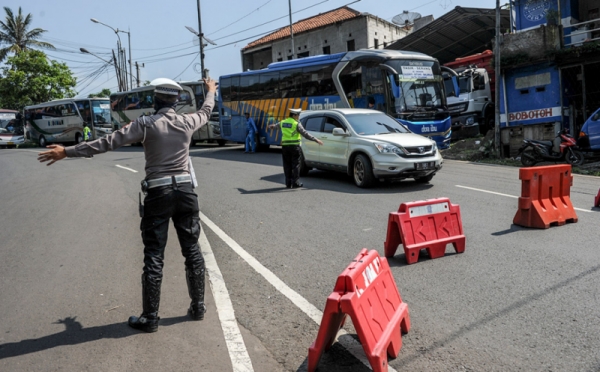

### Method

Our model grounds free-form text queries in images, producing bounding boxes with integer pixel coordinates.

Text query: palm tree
[0,6,54,62]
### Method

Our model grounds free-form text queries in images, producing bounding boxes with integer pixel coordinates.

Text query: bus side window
[259,72,279,99]
[280,68,302,98]
[220,77,232,102]
[230,76,240,102]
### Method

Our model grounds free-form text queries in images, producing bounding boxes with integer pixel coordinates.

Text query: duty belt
[146,174,192,189]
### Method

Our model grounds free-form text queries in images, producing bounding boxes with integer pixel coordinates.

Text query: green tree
[0,6,54,62]
[0,50,76,110]
[88,88,111,98]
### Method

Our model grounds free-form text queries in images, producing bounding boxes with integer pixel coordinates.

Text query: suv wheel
[353,154,374,188]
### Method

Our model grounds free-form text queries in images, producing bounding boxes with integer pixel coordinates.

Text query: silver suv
[299,109,443,188]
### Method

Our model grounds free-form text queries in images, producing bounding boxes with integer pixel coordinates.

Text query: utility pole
[494,0,501,157]
[288,0,295,59]
[196,0,205,78]
[112,50,123,92]
[127,28,133,91]
[135,62,144,88]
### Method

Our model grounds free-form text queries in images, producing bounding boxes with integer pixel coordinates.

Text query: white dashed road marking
[456,185,593,213]
[115,164,138,173]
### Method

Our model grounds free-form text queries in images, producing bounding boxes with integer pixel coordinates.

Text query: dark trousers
[282,145,301,187]
[140,183,204,280]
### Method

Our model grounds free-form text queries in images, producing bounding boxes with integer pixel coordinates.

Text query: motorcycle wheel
[565,149,585,166]
[520,149,538,166]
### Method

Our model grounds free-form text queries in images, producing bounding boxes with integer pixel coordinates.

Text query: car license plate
[7,142,14,145]
[415,161,435,170]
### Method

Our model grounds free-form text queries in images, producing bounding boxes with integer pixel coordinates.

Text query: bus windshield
[386,60,445,113]
[92,100,111,126]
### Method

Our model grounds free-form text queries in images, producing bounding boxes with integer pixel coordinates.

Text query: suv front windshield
[345,112,410,135]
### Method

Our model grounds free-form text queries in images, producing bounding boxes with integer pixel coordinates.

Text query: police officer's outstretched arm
[186,77,217,131]
[38,120,145,165]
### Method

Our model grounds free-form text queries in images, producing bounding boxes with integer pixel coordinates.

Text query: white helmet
[150,78,182,96]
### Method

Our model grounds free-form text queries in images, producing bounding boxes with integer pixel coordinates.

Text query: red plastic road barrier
[595,188,600,208]
[383,198,465,264]
[308,249,410,372]
[513,165,578,228]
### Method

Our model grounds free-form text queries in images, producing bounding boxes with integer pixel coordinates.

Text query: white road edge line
[199,227,254,372]
[455,185,593,213]
[115,164,138,173]
[200,211,396,372]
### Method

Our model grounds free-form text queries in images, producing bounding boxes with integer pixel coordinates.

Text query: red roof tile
[243,6,361,50]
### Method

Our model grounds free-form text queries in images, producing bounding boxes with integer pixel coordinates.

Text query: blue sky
[1,0,497,97]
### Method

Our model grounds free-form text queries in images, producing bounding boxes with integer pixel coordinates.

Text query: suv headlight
[374,142,408,155]
[431,141,437,155]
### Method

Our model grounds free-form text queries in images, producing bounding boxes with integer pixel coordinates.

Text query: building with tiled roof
[241,6,410,71]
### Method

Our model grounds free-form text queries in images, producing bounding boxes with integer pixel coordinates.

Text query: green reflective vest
[83,126,91,140]
[280,118,301,146]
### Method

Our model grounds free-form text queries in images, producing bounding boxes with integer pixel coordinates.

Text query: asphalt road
[1,144,599,372]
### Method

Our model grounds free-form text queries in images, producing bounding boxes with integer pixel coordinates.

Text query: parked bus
[218,49,454,150]
[24,98,113,147]
[110,83,224,146]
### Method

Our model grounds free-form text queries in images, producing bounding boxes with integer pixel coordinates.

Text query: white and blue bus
[24,98,113,147]
[218,49,454,150]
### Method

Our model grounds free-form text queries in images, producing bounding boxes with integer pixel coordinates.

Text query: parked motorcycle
[518,129,585,166]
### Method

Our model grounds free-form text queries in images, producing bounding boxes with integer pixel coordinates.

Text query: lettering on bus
[47,120,64,127]
[421,125,438,133]
[508,108,553,121]
[309,98,338,111]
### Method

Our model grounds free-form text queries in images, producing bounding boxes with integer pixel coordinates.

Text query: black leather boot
[186,266,206,320]
[128,273,161,333]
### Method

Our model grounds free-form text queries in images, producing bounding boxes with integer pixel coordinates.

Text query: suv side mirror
[332,128,348,136]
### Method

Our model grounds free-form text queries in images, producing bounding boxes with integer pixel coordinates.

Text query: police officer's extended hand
[38,144,67,166]
[203,77,217,93]
[316,139,324,145]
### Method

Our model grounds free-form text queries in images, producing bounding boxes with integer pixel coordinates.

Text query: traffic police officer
[268,108,323,188]
[38,77,217,333]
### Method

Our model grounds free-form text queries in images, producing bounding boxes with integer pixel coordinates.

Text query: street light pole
[91,18,132,90]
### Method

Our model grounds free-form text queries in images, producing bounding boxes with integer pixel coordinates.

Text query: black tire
[520,149,537,166]
[75,133,83,145]
[415,174,434,183]
[217,139,227,146]
[38,135,47,148]
[353,154,374,188]
[257,143,270,152]
[565,149,585,166]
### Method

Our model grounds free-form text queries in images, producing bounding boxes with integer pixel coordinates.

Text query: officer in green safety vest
[268,107,323,188]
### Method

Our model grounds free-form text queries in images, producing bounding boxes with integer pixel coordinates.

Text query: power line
[207,0,275,36]
[173,53,199,80]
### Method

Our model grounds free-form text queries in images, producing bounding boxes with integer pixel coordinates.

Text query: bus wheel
[75,133,83,144]
[217,140,227,146]
[257,143,270,152]
[38,135,47,148]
